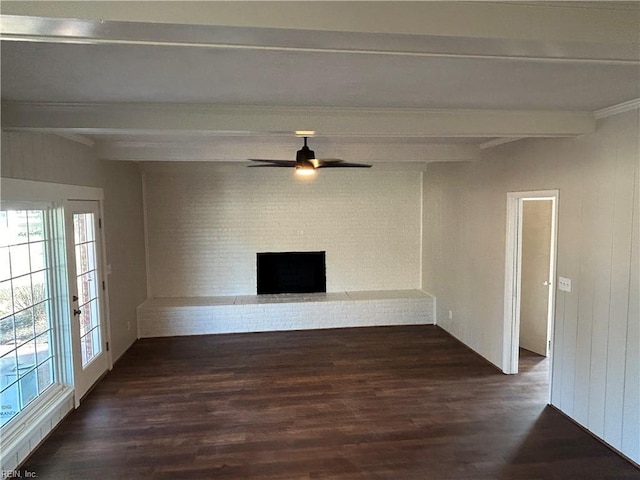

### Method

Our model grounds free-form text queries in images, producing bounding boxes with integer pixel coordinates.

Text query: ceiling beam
[2,102,596,139]
[479,137,526,150]
[593,98,640,119]
[2,1,639,45]
[94,138,480,163]
[53,132,95,147]
[1,14,637,65]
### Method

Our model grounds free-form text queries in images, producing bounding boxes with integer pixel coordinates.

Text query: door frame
[64,199,112,405]
[503,190,559,382]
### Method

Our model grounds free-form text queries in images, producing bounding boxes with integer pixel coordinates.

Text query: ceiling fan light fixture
[295,165,316,176]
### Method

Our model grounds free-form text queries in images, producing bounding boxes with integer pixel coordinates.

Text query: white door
[65,201,109,402]
[519,199,553,356]
[503,190,558,376]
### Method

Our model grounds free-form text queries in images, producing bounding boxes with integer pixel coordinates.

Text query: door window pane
[37,358,54,394]
[72,213,102,368]
[0,247,10,281]
[29,242,45,272]
[0,284,12,321]
[19,368,38,407]
[0,382,19,426]
[27,211,44,242]
[0,316,15,346]
[10,245,30,278]
[35,332,51,365]
[0,212,8,247]
[80,332,93,366]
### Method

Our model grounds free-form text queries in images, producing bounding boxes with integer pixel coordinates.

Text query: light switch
[558,276,571,292]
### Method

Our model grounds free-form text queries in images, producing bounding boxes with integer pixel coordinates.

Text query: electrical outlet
[558,277,572,292]
[448,310,453,320]
[127,321,131,331]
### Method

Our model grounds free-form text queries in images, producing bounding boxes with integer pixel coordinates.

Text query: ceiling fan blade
[248,139,372,170]
[248,164,296,168]
[317,161,372,168]
[315,158,344,164]
[249,159,298,167]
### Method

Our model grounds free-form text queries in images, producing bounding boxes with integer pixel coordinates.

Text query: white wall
[1,132,147,362]
[423,109,639,463]
[143,163,422,297]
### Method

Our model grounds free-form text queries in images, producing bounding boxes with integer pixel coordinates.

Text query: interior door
[519,199,553,356]
[65,200,109,402]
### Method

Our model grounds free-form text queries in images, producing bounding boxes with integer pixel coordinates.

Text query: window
[73,213,102,367]
[0,208,55,427]
[1,179,106,471]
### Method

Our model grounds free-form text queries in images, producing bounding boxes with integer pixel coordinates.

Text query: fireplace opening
[257,251,326,294]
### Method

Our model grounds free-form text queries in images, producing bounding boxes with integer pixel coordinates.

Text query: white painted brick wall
[1,388,74,473]
[143,164,422,297]
[137,290,435,338]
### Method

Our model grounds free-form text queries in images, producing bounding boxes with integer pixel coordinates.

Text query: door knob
[543,281,551,286]
[74,309,82,316]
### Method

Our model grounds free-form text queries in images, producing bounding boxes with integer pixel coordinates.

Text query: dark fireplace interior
[257,251,326,294]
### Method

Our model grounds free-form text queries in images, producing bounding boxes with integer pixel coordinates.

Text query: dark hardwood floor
[22,325,639,479]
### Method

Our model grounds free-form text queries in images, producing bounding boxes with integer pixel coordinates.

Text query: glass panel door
[73,212,102,367]
[65,201,108,403]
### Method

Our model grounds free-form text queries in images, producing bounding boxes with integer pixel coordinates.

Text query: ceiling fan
[249,137,372,176]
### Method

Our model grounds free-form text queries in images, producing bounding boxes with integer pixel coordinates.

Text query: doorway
[519,199,554,357]
[503,190,558,382]
[65,200,110,404]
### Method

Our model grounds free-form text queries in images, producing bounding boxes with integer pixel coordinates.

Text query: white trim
[97,201,114,371]
[503,190,559,378]
[141,171,152,300]
[1,178,103,202]
[0,199,54,210]
[53,132,95,147]
[593,98,640,119]
[479,137,526,150]
[504,192,520,374]
[5,36,636,65]
[419,171,424,290]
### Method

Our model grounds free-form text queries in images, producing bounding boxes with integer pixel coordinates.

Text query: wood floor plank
[21,325,640,479]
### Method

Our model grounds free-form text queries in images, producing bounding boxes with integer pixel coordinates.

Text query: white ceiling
[1,1,639,163]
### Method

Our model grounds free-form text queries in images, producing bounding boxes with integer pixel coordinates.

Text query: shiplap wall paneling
[554,135,596,418]
[572,144,598,426]
[1,132,146,362]
[621,149,639,461]
[422,110,639,464]
[603,116,638,452]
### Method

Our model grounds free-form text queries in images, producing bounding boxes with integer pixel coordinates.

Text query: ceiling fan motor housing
[296,145,315,164]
